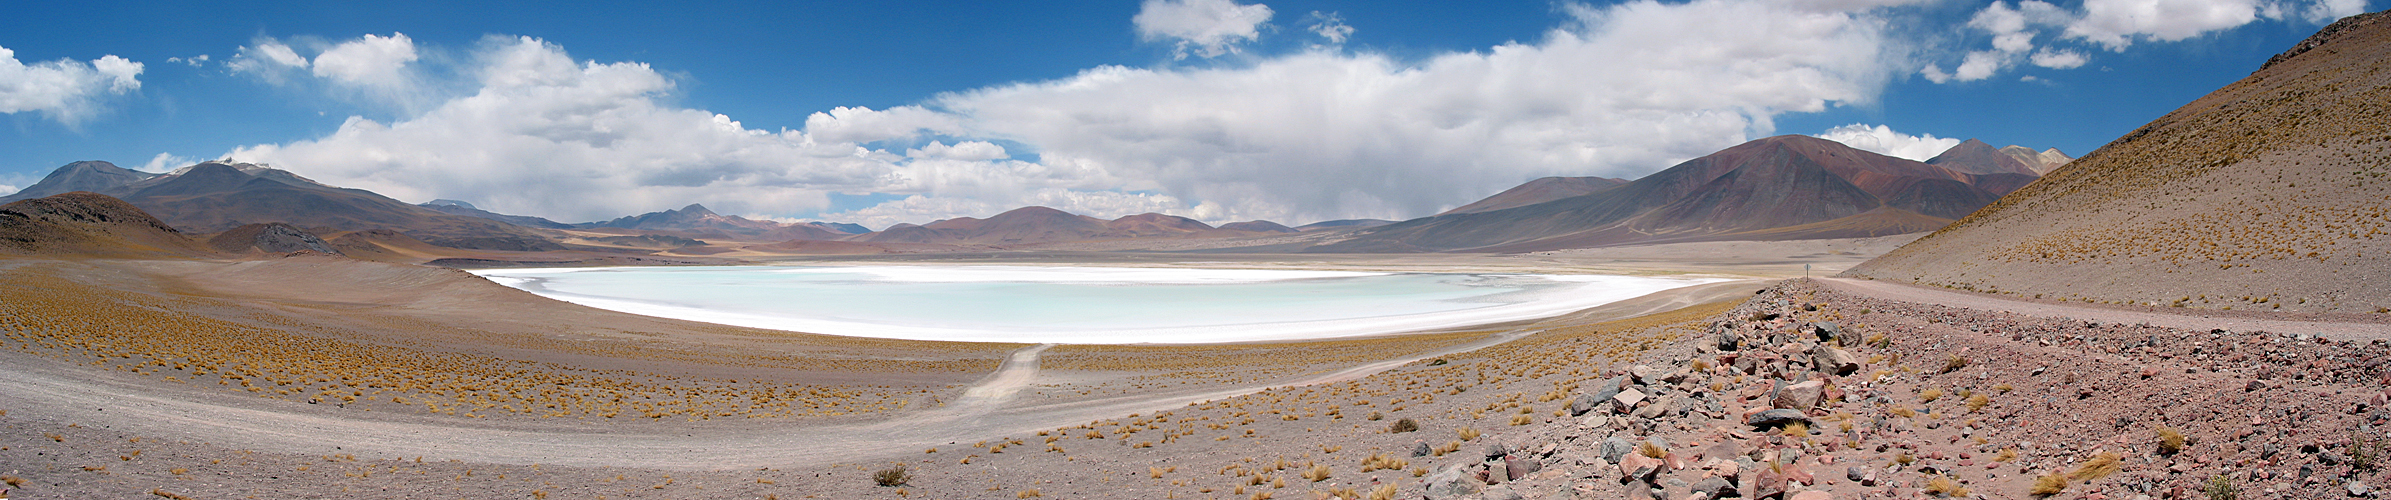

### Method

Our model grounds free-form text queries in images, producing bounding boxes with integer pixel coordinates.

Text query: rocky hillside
[0,192,208,257]
[1438,176,1630,216]
[1847,11,2391,314]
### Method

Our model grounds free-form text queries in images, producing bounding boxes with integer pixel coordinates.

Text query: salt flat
[476,265,1727,343]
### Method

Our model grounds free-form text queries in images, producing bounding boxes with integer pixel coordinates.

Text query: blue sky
[0,0,2374,227]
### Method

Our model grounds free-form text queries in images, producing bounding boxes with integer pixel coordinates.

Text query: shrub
[2156,427,2186,455]
[1921,388,1944,403]
[2070,452,2121,482]
[1941,355,1969,373]
[2030,473,2068,496]
[1387,418,1418,433]
[1925,475,1971,497]
[2203,475,2239,500]
[1637,440,1668,459]
[874,465,910,486]
[1457,427,1480,441]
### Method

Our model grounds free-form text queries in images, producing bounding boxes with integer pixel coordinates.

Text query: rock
[1847,466,1866,482]
[1746,409,1811,429]
[1614,388,1649,411]
[1602,437,1639,463]
[2353,481,2374,497]
[1422,466,1480,500]
[1771,380,1825,410]
[1808,321,1841,342]
[1754,468,1789,499]
[1590,377,1628,405]
[1788,491,1834,500]
[1634,396,1677,419]
[1580,415,1613,430]
[1718,330,1742,351]
[1632,365,1663,385]
[1570,393,1603,416]
[1812,346,1861,376]
[1480,485,1526,500]
[1619,453,1664,481]
[1506,455,1542,481]
[1485,442,1511,459]
[1412,440,1433,457]
[1690,477,1735,499]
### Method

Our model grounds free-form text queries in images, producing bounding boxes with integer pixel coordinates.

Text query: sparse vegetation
[874,465,910,487]
[2204,475,2239,500]
[2157,426,2187,455]
[1387,418,1417,433]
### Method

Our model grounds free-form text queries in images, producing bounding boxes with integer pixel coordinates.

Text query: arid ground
[3,233,2384,499]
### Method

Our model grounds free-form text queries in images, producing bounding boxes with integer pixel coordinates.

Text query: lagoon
[474,266,1721,344]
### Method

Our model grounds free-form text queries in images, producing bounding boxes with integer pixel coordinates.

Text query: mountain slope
[1846,11,2391,313]
[0,192,208,257]
[85,162,565,252]
[419,200,574,229]
[1312,135,2029,253]
[580,204,853,241]
[1,161,158,203]
[1437,176,1629,215]
[1999,145,2074,175]
[1925,139,2041,176]
[206,222,340,255]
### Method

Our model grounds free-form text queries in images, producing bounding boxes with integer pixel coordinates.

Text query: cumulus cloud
[937,0,1899,223]
[140,152,199,173]
[1812,124,1961,161]
[1925,0,2362,83]
[229,0,1916,227]
[1305,11,1355,44]
[0,46,143,125]
[228,41,309,82]
[1134,0,1275,59]
[311,33,418,88]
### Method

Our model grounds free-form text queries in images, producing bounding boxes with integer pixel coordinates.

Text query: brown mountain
[418,200,574,229]
[26,161,566,252]
[205,222,340,255]
[1846,11,2391,313]
[1998,145,2073,175]
[0,161,157,203]
[580,203,854,241]
[1437,176,1629,215]
[855,206,1110,245]
[1925,139,2040,176]
[1310,135,2032,253]
[0,192,208,257]
[1218,220,1298,233]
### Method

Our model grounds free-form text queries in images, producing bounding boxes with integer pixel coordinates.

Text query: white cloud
[311,33,418,88]
[940,0,1900,223]
[1305,11,1354,44]
[228,36,895,223]
[1134,0,1275,59]
[908,141,1010,161]
[228,41,309,79]
[1927,0,2352,83]
[2299,0,2368,22]
[1812,124,1961,161]
[2067,0,2260,50]
[2029,48,2089,68]
[228,0,1916,227]
[0,46,143,125]
[804,106,962,145]
[140,152,199,173]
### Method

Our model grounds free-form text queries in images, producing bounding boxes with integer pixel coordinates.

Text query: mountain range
[1309,135,2055,253]
[2,133,2067,261]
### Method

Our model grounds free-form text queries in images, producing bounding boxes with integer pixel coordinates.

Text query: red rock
[1620,453,1663,480]
[1788,491,1834,500]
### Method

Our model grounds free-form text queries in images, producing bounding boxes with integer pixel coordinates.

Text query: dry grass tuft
[1925,475,1970,497]
[2157,426,2187,455]
[874,465,910,487]
[2070,452,2122,482]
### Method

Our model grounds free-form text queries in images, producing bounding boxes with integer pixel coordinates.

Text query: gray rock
[1746,408,1811,428]
[2353,481,2374,498]
[1480,485,1526,500]
[1718,329,1742,351]
[1809,321,1842,342]
[1631,365,1663,385]
[1412,440,1433,457]
[1847,466,1867,482]
[1588,377,1627,406]
[1569,393,1602,416]
[1484,441,1511,459]
[1601,437,1638,463]
[1421,466,1479,500]
[1690,476,1735,499]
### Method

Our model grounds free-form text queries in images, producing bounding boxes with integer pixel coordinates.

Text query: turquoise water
[475,266,1717,344]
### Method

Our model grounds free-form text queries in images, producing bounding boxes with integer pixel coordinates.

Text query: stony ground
[5,272,2387,499]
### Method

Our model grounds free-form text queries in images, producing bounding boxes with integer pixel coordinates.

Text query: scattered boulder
[1601,437,1638,463]
[1504,455,1541,481]
[1422,465,1480,500]
[1411,440,1432,458]
[1613,388,1649,412]
[1771,380,1824,410]
[1812,346,1860,376]
[1746,409,1811,429]
[1689,476,1735,499]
